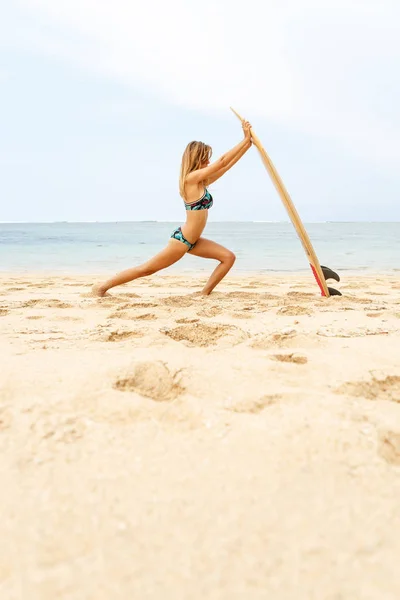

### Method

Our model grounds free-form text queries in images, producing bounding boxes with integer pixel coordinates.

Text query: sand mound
[106,330,143,342]
[378,430,400,465]
[271,353,308,365]
[336,375,400,402]
[114,361,183,401]
[163,322,247,347]
[277,305,312,316]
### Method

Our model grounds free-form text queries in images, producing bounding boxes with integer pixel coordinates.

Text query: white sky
[1,0,399,221]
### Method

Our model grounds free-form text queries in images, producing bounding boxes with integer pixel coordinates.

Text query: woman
[93,119,252,296]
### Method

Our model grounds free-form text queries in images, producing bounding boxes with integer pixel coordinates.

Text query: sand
[1,272,400,599]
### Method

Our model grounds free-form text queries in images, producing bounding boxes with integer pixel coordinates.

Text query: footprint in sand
[131,302,159,309]
[198,306,223,318]
[108,302,158,313]
[227,395,281,414]
[226,291,260,300]
[53,316,82,322]
[25,315,44,320]
[252,329,321,351]
[341,284,364,290]
[270,353,308,365]
[162,322,248,347]
[287,291,315,299]
[366,312,384,318]
[108,310,157,321]
[19,299,72,309]
[135,313,157,321]
[7,287,25,292]
[277,305,312,316]
[227,291,279,301]
[108,311,130,319]
[364,305,386,312]
[344,297,373,305]
[117,293,141,299]
[105,330,144,342]
[336,375,400,403]
[161,295,196,308]
[175,317,200,324]
[0,406,12,430]
[31,415,86,444]
[378,430,400,465]
[0,309,9,316]
[317,327,391,338]
[114,361,183,401]
[91,296,133,306]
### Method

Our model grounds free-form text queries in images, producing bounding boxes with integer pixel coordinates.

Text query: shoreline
[1,268,399,278]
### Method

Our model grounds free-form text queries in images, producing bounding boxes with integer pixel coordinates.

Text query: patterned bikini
[170,188,213,251]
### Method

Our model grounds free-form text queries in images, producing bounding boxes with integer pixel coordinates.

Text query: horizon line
[1,220,400,225]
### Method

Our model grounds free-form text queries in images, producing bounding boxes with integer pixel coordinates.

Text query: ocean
[1,221,399,274]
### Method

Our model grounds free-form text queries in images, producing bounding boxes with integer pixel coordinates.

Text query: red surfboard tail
[310,264,329,297]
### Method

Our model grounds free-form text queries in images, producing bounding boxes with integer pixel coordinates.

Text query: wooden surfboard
[230,107,341,297]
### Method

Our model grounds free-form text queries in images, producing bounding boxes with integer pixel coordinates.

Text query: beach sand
[1,272,400,599]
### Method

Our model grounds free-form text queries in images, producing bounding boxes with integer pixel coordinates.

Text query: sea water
[1,221,399,274]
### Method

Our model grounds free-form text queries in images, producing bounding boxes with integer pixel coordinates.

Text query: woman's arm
[186,120,252,185]
[206,139,252,185]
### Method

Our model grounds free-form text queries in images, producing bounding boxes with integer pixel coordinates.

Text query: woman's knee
[221,250,236,266]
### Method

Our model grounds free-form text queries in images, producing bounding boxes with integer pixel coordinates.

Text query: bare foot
[91,284,109,297]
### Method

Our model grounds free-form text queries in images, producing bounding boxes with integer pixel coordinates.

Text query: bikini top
[184,188,213,211]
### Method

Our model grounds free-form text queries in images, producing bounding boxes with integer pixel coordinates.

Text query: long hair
[179,141,212,199]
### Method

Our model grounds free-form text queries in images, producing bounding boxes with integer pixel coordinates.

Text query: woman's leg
[188,237,236,295]
[93,240,188,296]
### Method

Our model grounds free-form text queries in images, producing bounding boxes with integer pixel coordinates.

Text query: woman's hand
[242,120,252,142]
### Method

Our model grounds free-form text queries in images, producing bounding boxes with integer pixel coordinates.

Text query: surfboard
[230,107,341,297]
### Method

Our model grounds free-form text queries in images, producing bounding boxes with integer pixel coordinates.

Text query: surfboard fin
[327,286,342,296]
[321,265,340,283]
[321,265,342,296]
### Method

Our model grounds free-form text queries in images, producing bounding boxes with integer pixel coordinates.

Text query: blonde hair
[179,141,212,199]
